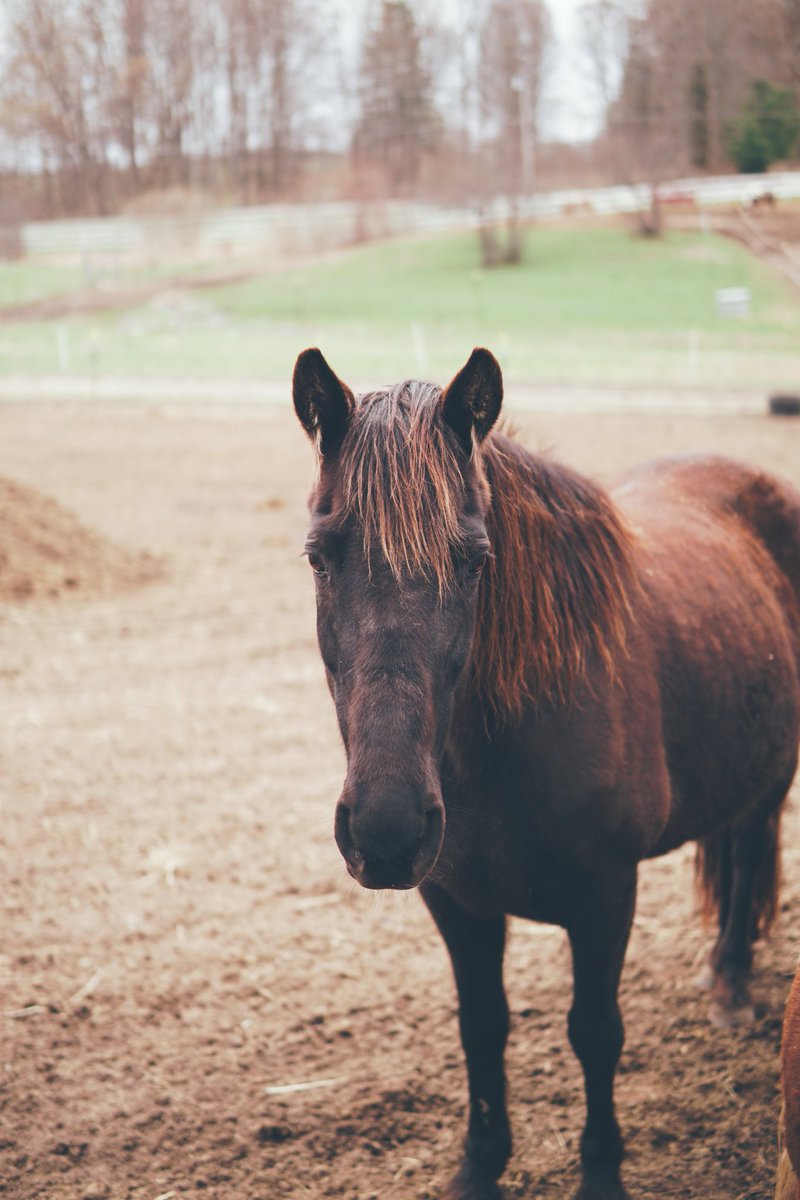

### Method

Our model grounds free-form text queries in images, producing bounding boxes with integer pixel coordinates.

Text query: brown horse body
[441,450,799,915]
[293,348,800,1200]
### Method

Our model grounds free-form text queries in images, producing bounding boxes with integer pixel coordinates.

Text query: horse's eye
[307,551,328,577]
[469,552,489,578]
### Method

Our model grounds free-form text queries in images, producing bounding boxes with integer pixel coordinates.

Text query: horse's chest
[439,701,663,918]
[437,782,600,923]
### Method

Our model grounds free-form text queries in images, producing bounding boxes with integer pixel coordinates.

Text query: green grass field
[1,226,798,390]
[0,260,88,309]
[0,255,220,311]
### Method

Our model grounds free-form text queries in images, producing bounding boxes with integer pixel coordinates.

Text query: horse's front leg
[421,881,510,1200]
[566,869,637,1200]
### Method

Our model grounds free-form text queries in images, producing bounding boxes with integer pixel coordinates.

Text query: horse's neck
[472,436,635,723]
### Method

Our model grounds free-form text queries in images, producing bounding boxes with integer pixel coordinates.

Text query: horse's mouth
[349,869,420,891]
[339,805,445,891]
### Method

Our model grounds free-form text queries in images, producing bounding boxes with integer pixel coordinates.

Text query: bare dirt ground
[1,396,800,1200]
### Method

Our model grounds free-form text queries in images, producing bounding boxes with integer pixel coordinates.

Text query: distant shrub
[727,79,800,173]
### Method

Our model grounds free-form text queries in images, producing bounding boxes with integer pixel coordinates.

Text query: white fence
[19,200,475,261]
[18,171,800,261]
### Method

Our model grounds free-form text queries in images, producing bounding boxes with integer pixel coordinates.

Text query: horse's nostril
[350,846,365,873]
[420,803,444,850]
[334,800,355,855]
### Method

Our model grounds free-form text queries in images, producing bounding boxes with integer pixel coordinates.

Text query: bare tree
[142,0,196,187]
[0,0,119,213]
[476,0,552,263]
[112,0,148,190]
[353,0,440,195]
[581,0,793,235]
[785,0,800,89]
[220,0,335,199]
[611,6,686,232]
[579,0,633,116]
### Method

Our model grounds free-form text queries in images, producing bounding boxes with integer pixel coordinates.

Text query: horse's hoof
[572,1173,630,1200]
[709,998,755,1028]
[709,974,754,1027]
[693,963,714,991]
[441,1162,505,1200]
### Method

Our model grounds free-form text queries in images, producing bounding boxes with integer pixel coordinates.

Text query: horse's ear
[292,348,354,456]
[441,348,503,447]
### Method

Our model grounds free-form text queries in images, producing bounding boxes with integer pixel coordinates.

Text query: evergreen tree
[353,1,439,193]
[728,78,800,171]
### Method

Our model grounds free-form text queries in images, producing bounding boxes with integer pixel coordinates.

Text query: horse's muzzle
[334,792,445,890]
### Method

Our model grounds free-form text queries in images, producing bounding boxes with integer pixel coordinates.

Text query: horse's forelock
[340,381,475,588]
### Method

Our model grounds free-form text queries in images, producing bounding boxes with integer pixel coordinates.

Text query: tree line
[0,0,553,218]
[585,0,800,231]
[0,0,798,222]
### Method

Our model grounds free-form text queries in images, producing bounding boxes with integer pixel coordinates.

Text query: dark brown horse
[292,347,800,1200]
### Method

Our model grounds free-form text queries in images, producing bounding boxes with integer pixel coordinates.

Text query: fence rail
[17,172,800,260]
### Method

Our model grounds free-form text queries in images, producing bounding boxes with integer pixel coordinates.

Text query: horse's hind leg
[421,881,510,1200]
[567,867,637,1200]
[707,780,788,1025]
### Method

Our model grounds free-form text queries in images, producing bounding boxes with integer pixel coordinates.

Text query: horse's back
[615,452,800,532]
[614,454,800,848]
[615,453,800,669]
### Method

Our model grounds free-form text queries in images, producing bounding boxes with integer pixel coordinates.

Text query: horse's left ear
[293,347,354,456]
[441,348,503,447]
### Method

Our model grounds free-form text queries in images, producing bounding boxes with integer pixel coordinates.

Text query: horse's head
[293,347,503,889]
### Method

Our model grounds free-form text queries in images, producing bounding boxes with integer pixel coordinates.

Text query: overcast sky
[542,0,601,141]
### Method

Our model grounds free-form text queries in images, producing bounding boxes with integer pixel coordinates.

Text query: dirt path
[0,264,278,324]
[1,398,799,1200]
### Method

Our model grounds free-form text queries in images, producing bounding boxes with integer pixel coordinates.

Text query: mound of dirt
[0,475,157,602]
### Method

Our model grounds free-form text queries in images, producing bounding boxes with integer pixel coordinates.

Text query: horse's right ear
[292,348,354,456]
[442,347,503,448]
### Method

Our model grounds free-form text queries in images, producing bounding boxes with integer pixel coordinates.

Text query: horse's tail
[694,835,723,930]
[735,468,800,667]
[779,967,800,1199]
[695,467,800,937]
[777,1123,800,1200]
[695,806,781,939]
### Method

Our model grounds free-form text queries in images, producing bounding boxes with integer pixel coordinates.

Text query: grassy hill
[1,226,798,390]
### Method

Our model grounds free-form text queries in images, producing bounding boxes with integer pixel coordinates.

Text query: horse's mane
[477,436,635,720]
[339,382,636,722]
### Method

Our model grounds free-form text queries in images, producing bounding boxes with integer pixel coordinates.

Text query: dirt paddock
[2,394,800,1200]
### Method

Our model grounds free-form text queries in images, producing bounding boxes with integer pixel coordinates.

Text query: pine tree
[728,78,800,171]
[353,1,439,193]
